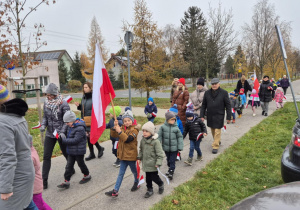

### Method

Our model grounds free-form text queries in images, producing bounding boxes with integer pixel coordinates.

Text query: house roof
[106,53,127,67]
[25,50,73,62]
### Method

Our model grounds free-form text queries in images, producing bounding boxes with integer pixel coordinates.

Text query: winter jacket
[111,124,140,161]
[158,121,183,152]
[274,88,285,103]
[106,115,123,141]
[189,86,208,116]
[42,100,70,138]
[176,116,184,134]
[0,99,35,210]
[230,96,242,110]
[172,86,189,126]
[280,78,290,88]
[62,120,87,156]
[137,133,165,172]
[31,146,43,195]
[77,92,92,132]
[236,79,252,94]
[183,117,207,141]
[259,80,274,102]
[200,88,231,129]
[144,103,158,120]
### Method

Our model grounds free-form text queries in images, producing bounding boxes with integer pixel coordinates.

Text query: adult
[280,75,290,95]
[200,78,231,154]
[189,77,207,116]
[0,85,36,210]
[259,75,274,116]
[236,75,252,98]
[171,78,189,127]
[170,78,178,103]
[247,75,254,97]
[75,82,104,161]
[40,83,70,189]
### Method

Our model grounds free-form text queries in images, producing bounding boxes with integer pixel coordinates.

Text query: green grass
[71,97,171,109]
[26,109,165,160]
[152,102,299,210]
[221,83,236,93]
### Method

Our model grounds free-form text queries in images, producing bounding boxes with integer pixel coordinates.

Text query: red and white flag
[222,125,227,132]
[177,152,181,161]
[138,175,145,186]
[114,141,119,150]
[53,129,59,139]
[64,95,73,103]
[136,161,144,187]
[196,133,204,141]
[253,71,260,93]
[32,122,41,129]
[90,43,116,144]
[231,108,235,113]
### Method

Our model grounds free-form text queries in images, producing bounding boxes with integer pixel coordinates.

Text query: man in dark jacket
[259,75,274,116]
[200,78,231,154]
[280,75,289,95]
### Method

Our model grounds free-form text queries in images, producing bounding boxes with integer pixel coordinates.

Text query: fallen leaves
[202,171,208,175]
[263,186,267,189]
[262,165,267,168]
[172,199,179,205]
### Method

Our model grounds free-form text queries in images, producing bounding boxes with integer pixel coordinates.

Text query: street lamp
[124,31,134,109]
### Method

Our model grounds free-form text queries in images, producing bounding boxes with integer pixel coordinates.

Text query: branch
[18,0,27,13]
[20,0,45,28]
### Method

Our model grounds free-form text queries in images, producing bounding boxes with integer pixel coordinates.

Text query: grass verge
[26,109,165,160]
[152,102,299,210]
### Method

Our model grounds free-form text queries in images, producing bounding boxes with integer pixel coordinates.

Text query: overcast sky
[19,0,300,58]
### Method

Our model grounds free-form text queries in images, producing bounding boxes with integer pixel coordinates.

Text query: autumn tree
[123,0,169,99]
[70,52,85,84]
[58,59,68,84]
[83,16,108,80]
[233,45,247,76]
[180,6,207,86]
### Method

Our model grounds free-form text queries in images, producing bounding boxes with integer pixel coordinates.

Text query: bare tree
[162,24,180,59]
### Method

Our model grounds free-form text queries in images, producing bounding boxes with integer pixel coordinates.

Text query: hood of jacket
[72,119,86,130]
[197,86,208,93]
[0,98,28,116]
[144,133,159,144]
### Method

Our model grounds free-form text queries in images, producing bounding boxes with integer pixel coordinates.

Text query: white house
[106,53,127,78]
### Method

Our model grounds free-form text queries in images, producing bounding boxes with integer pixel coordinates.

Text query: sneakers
[105,189,118,197]
[264,113,268,116]
[144,188,154,198]
[113,158,120,168]
[212,149,218,154]
[98,147,105,158]
[195,155,203,161]
[85,153,96,161]
[57,181,70,189]
[165,171,170,176]
[168,170,174,180]
[43,179,48,190]
[131,182,140,191]
[262,111,265,115]
[184,157,193,166]
[158,182,164,194]
[79,175,91,184]
[238,114,242,118]
[253,113,256,117]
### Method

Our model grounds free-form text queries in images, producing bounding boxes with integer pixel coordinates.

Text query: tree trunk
[147,90,150,100]
[192,77,196,87]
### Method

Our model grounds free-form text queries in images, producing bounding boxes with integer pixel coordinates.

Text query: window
[40,76,49,87]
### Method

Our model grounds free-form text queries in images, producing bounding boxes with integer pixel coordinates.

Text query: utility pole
[124,31,134,109]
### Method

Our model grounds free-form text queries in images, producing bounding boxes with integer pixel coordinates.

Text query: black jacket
[77,92,92,131]
[183,117,207,141]
[259,80,274,102]
[236,80,252,94]
[200,88,231,129]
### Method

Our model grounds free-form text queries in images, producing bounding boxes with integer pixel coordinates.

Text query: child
[144,97,157,122]
[169,104,183,134]
[236,90,244,118]
[31,137,52,210]
[248,89,260,116]
[229,91,237,123]
[105,110,140,197]
[57,111,91,189]
[183,104,207,166]
[137,121,165,198]
[274,87,285,109]
[239,88,247,107]
[158,112,183,180]
[106,106,123,167]
[125,106,137,125]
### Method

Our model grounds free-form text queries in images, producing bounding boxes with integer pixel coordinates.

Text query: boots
[168,170,174,180]
[85,142,96,161]
[43,179,48,189]
[131,182,140,191]
[158,182,164,194]
[144,188,153,198]
[97,145,105,158]
[184,157,193,166]
[195,154,203,161]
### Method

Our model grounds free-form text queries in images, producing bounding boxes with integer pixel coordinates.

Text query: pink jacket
[274,89,285,103]
[31,146,43,194]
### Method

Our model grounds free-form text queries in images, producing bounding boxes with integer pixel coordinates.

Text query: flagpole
[109,92,117,120]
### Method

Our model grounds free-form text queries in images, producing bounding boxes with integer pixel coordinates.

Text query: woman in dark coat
[259,75,274,116]
[75,82,104,161]
[236,75,252,98]
[280,75,289,95]
[172,78,189,127]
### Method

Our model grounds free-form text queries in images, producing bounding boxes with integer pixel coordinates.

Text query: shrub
[68,80,82,92]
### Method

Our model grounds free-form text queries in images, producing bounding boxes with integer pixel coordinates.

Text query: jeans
[261,102,269,113]
[165,151,177,172]
[189,140,202,158]
[114,160,138,191]
[232,112,236,120]
[146,171,163,190]
[211,128,221,149]
[64,155,89,181]
[42,136,68,180]
[24,200,38,210]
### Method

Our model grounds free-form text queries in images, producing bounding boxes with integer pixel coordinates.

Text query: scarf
[45,94,63,119]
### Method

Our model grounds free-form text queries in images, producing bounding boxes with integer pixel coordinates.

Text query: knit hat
[0,85,10,104]
[252,89,256,94]
[263,75,269,79]
[239,88,245,94]
[169,104,178,115]
[165,111,176,122]
[186,102,194,117]
[229,91,235,97]
[125,106,131,112]
[63,110,77,122]
[122,110,134,122]
[142,121,155,136]
[178,78,185,86]
[110,106,121,116]
[197,77,205,86]
[45,83,58,95]
[148,97,154,103]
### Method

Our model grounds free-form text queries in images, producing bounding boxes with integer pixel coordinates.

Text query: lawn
[220,82,236,93]
[152,102,299,210]
[26,109,165,160]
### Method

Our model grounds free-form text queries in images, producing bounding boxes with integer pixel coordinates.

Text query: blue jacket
[144,103,158,119]
[240,94,247,105]
[176,116,184,134]
[63,120,87,156]
[106,115,123,141]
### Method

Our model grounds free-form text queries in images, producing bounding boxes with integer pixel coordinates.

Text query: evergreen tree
[58,59,69,84]
[70,52,85,84]
[108,70,117,88]
[233,45,247,75]
[224,55,235,75]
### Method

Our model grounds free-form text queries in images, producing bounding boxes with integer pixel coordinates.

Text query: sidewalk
[41,80,300,210]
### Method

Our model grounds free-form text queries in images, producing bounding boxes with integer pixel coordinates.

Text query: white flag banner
[157,167,170,185]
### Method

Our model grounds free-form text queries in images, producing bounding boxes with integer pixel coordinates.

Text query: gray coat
[0,113,35,210]
[42,100,70,138]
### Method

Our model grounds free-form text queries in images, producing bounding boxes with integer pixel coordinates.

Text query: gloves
[39,125,45,132]
[60,133,66,141]
[147,113,152,118]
